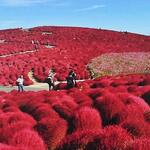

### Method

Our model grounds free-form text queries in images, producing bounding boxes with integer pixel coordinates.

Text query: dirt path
[0,70,85,92]
[28,70,39,85]
[0,49,38,58]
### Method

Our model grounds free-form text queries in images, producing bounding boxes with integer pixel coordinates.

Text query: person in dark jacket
[66,70,77,89]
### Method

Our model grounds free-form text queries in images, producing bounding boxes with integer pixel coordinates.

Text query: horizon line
[0,25,149,36]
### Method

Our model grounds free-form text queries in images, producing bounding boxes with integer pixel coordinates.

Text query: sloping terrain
[0,26,150,85]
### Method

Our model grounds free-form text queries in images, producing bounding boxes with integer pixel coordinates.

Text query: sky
[0,0,149,35]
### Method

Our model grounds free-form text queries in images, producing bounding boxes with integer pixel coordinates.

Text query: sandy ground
[0,69,85,92]
[0,83,49,92]
[0,71,54,92]
[0,80,85,92]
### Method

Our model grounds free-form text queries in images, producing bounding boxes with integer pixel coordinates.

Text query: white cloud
[75,4,106,12]
[0,0,51,7]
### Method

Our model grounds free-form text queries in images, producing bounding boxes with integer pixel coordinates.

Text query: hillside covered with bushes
[0,26,150,85]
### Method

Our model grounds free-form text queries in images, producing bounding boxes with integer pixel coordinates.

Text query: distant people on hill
[66,70,77,89]
[46,68,56,90]
[16,75,24,92]
[32,40,39,50]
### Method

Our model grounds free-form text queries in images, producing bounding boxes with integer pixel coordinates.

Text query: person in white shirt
[16,75,24,92]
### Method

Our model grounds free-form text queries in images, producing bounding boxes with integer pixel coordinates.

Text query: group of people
[16,69,77,92]
[46,68,77,91]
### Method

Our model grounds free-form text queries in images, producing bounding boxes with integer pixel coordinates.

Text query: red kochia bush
[52,95,78,120]
[124,104,145,119]
[107,85,128,93]
[57,126,132,150]
[95,92,126,125]
[0,98,19,113]
[117,93,150,112]
[0,112,36,128]
[35,118,68,150]
[2,106,20,113]
[119,103,150,138]
[138,85,150,95]
[98,126,132,150]
[111,78,128,87]
[0,98,18,112]
[69,89,93,107]
[43,91,68,105]
[140,75,150,85]
[141,90,150,105]
[127,85,140,94]
[144,111,150,123]
[120,118,150,138]
[56,83,67,90]
[77,82,91,91]
[86,88,105,100]
[124,138,150,150]
[17,99,39,114]
[32,103,59,121]
[0,121,33,143]
[56,129,103,150]
[0,143,27,150]
[10,129,46,150]
[90,78,112,88]
[73,106,102,132]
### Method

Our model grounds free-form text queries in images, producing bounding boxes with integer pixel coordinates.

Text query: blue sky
[0,0,149,35]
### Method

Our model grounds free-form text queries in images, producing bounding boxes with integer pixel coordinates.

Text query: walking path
[0,49,38,58]
[0,70,85,92]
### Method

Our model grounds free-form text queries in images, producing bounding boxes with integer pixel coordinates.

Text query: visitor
[69,70,77,86]
[35,40,40,50]
[66,74,74,89]
[46,68,56,90]
[16,75,24,92]
[66,70,77,89]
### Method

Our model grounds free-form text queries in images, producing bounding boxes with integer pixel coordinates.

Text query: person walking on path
[66,70,77,89]
[16,75,24,92]
[69,70,77,86]
[46,68,56,90]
